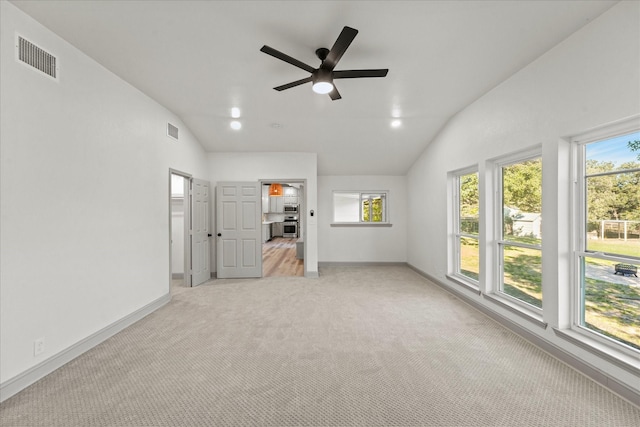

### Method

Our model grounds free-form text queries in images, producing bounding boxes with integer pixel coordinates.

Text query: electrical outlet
[34,338,45,356]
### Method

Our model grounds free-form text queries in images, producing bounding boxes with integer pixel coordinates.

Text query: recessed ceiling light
[391,119,402,128]
[230,121,242,130]
[231,107,241,118]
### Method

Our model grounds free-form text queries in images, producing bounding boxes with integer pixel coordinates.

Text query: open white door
[216,182,262,278]
[191,178,211,286]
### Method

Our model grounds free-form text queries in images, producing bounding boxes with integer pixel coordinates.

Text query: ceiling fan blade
[323,26,358,71]
[333,69,389,79]
[260,45,316,73]
[273,77,313,91]
[328,86,342,101]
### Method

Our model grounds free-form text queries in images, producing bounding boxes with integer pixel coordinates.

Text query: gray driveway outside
[585,264,639,287]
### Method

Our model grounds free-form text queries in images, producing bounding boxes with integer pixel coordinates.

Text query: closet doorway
[170,171,191,291]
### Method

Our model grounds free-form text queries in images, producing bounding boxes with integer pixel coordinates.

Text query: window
[452,168,479,282]
[333,191,388,224]
[497,155,543,310]
[576,129,640,351]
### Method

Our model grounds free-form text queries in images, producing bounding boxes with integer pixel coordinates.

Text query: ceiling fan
[260,26,388,100]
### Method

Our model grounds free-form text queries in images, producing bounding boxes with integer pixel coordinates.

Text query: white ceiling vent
[17,36,57,79]
[167,123,179,140]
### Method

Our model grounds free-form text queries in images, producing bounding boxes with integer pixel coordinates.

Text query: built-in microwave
[284,204,298,214]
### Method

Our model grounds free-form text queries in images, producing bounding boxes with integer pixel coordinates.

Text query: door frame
[169,169,192,289]
[260,178,306,276]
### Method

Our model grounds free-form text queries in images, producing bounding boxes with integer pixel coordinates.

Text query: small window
[333,191,388,224]
[451,169,479,282]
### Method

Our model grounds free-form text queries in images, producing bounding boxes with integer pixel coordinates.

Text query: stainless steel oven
[283,221,298,238]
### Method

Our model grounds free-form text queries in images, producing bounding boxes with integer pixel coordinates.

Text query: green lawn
[584,278,640,350]
[587,239,640,258]
[459,238,639,348]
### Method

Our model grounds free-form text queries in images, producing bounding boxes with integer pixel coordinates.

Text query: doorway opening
[261,180,305,277]
[169,170,191,292]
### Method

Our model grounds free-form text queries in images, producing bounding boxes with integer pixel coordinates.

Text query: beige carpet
[1,266,638,426]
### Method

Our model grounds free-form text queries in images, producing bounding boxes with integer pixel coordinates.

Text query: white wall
[407,1,639,392]
[318,176,407,263]
[207,152,318,276]
[0,2,209,386]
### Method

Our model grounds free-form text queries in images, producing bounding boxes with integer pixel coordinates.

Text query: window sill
[330,223,393,227]
[483,293,547,330]
[553,328,640,376]
[445,274,481,295]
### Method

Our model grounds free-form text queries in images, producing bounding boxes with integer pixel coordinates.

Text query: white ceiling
[11,0,617,175]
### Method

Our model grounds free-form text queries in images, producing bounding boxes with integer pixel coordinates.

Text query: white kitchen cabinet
[269,196,284,213]
[272,222,283,237]
[262,223,271,243]
[283,186,298,205]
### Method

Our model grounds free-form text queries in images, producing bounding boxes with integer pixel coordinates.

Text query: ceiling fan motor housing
[313,68,333,85]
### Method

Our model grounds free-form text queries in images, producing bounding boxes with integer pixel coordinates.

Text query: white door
[191,178,211,286]
[216,182,262,278]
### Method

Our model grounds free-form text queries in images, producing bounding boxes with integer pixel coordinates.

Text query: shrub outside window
[576,130,640,351]
[498,156,543,310]
[333,191,388,224]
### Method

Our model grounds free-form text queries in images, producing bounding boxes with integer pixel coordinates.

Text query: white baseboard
[0,293,171,403]
[319,261,407,268]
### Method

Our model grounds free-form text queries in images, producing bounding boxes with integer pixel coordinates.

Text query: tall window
[498,155,543,309]
[576,130,640,351]
[453,169,479,282]
[333,192,388,224]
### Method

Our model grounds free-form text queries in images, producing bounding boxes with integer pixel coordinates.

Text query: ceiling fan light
[312,81,334,94]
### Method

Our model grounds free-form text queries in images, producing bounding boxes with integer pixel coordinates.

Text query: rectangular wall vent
[167,123,179,140]
[18,36,57,79]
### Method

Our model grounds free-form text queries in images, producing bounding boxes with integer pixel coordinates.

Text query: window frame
[571,122,640,357]
[450,166,480,286]
[492,148,544,315]
[331,190,390,226]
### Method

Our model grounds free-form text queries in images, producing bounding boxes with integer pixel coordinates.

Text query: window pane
[502,158,542,245]
[362,194,385,222]
[584,132,640,258]
[459,173,479,235]
[586,131,640,174]
[581,256,640,350]
[460,236,479,280]
[501,245,542,308]
[334,193,359,222]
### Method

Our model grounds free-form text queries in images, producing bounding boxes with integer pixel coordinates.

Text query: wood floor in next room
[263,237,303,277]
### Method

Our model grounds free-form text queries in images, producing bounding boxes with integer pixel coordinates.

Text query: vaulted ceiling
[11,0,617,175]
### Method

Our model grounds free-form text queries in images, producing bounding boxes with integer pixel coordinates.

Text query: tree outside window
[455,171,479,281]
[499,157,543,309]
[579,131,640,350]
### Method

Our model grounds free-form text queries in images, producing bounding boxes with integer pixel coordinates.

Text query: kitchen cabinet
[262,223,271,243]
[272,222,283,237]
[269,196,284,213]
[283,186,298,205]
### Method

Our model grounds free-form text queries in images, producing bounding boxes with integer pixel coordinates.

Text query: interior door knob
[208,233,212,237]
[217,233,222,237]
